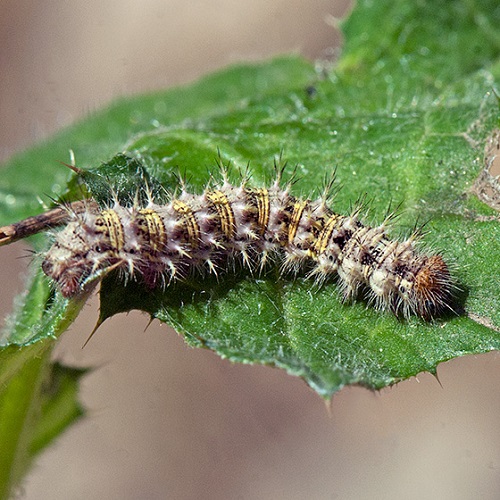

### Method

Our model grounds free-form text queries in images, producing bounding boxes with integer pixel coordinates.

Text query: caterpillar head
[413,255,453,318]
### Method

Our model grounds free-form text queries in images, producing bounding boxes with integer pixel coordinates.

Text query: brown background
[1,1,499,499]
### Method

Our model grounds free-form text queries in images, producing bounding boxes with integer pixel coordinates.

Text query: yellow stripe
[249,188,270,235]
[206,190,235,239]
[313,214,340,254]
[172,200,200,247]
[246,188,271,235]
[288,199,308,244]
[138,209,167,252]
[101,209,124,251]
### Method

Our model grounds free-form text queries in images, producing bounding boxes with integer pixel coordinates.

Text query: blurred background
[1,1,499,499]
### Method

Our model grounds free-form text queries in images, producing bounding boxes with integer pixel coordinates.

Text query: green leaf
[0,350,84,499]
[0,269,87,498]
[29,363,86,457]
[0,3,500,492]
[85,0,499,397]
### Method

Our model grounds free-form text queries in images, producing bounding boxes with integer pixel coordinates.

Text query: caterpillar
[3,164,455,320]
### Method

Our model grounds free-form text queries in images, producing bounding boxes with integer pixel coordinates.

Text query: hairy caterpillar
[7,164,455,320]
